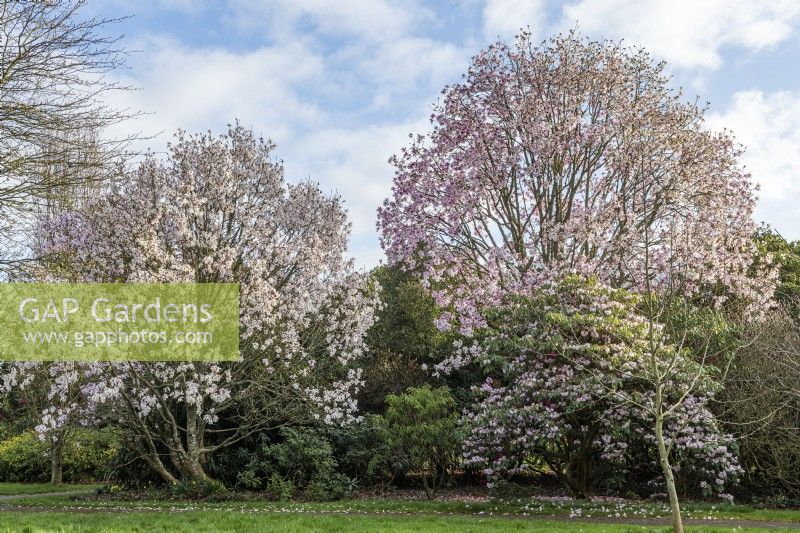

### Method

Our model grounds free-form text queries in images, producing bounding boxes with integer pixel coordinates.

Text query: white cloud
[560,0,800,70]
[85,0,207,17]
[227,0,432,43]
[104,35,326,150]
[483,0,547,40]
[707,90,800,238]
[353,37,469,109]
[284,119,429,268]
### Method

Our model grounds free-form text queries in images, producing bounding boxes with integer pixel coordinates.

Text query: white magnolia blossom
[3,123,379,482]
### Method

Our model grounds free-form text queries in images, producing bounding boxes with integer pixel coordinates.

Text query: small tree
[384,386,461,499]
[0,367,86,484]
[358,266,444,413]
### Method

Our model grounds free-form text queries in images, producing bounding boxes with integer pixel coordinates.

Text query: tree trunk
[560,442,594,499]
[50,442,64,485]
[575,440,594,499]
[50,433,66,484]
[121,391,213,484]
[655,395,684,533]
[168,442,208,482]
[182,404,209,481]
[422,462,437,500]
[143,455,178,485]
[182,456,209,482]
[422,471,434,499]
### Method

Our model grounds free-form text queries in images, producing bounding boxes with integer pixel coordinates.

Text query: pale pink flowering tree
[378,31,774,338]
[3,123,378,483]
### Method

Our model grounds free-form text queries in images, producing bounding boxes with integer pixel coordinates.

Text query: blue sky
[88,0,800,268]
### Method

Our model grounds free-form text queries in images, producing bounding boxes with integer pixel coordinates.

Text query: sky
[87,0,800,269]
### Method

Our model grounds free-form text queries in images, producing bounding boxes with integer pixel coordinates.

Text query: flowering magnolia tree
[378,31,773,336]
[463,276,742,500]
[0,361,100,483]
[2,124,378,483]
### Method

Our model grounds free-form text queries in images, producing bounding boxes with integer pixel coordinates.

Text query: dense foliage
[384,386,462,499]
[357,266,445,413]
[755,228,800,319]
[0,428,118,483]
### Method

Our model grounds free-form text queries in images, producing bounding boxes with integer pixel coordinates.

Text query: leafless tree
[0,0,136,267]
[719,306,800,497]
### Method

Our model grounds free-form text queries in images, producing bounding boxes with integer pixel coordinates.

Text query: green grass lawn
[0,510,787,533]
[5,492,800,524]
[0,483,798,532]
[0,482,101,495]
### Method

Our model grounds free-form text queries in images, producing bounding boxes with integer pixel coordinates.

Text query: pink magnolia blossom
[378,31,775,335]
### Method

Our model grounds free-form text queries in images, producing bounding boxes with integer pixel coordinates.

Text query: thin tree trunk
[422,472,432,499]
[655,389,684,533]
[142,454,178,485]
[422,466,435,500]
[50,438,64,484]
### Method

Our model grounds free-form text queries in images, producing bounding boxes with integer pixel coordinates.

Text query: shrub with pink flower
[462,276,741,499]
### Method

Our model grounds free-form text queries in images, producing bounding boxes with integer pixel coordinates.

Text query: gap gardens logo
[0,283,240,361]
